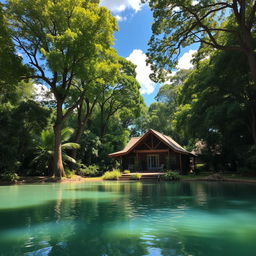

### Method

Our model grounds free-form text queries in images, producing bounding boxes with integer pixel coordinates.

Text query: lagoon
[0,181,256,256]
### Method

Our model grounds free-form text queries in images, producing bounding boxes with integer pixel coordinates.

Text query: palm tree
[33,127,80,175]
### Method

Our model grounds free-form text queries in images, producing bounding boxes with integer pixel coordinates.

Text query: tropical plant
[65,169,76,179]
[102,169,121,180]
[7,0,118,177]
[0,172,19,183]
[130,173,141,180]
[78,164,100,177]
[33,127,80,175]
[162,171,181,181]
[123,170,130,174]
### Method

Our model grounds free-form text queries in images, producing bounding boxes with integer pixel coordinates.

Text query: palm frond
[62,143,80,150]
[61,127,74,142]
[62,154,77,164]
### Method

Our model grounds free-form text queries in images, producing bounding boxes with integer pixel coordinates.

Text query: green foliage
[130,173,141,180]
[33,127,80,174]
[0,5,30,104]
[102,170,121,180]
[123,170,130,174]
[0,100,51,174]
[78,164,99,177]
[6,0,119,177]
[65,169,75,179]
[146,0,256,82]
[162,171,181,181]
[196,164,207,173]
[0,172,19,183]
[174,49,255,171]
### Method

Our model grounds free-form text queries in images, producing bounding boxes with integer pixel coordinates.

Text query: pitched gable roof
[108,137,141,157]
[109,129,195,157]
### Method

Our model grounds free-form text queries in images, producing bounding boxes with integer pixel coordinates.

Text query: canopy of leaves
[146,0,256,82]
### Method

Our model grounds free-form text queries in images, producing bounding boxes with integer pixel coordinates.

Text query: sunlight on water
[0,181,256,256]
[0,183,123,209]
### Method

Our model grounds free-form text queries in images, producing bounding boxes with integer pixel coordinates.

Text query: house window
[147,154,159,169]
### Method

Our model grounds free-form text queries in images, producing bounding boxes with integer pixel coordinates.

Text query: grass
[182,172,256,182]
[102,170,122,180]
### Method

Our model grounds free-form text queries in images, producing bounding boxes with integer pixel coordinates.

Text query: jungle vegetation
[0,0,256,179]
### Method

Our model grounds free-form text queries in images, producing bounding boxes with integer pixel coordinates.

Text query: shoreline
[183,177,256,184]
[1,175,256,186]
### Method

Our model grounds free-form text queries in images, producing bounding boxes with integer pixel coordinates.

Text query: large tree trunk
[53,101,65,178]
[70,99,97,164]
[70,118,89,163]
[242,29,256,82]
[53,123,65,177]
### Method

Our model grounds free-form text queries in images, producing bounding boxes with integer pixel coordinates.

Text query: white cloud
[17,52,23,58]
[100,0,142,13]
[127,49,155,95]
[33,83,54,102]
[177,49,197,70]
[192,0,199,5]
[115,15,127,22]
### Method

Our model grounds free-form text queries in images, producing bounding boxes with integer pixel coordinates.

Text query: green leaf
[62,143,80,150]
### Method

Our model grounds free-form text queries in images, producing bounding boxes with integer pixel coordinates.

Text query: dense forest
[0,0,256,180]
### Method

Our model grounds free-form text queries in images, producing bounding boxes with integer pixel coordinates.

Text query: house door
[147,154,159,170]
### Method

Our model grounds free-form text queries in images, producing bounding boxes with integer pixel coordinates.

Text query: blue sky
[101,1,198,105]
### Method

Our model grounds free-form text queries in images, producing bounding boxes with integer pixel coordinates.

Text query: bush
[123,170,130,174]
[102,169,121,180]
[130,173,141,180]
[66,169,75,179]
[162,171,180,181]
[196,163,208,173]
[78,164,99,177]
[1,172,19,183]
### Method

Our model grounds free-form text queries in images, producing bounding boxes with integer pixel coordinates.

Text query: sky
[100,0,198,105]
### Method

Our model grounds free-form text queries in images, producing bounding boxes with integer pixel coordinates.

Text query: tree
[0,3,29,104]
[68,51,120,162]
[96,57,143,137]
[146,0,256,83]
[131,69,191,140]
[33,128,80,175]
[6,0,117,177]
[0,100,51,174]
[173,50,254,171]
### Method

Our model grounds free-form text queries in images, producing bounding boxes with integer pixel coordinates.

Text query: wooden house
[109,129,196,174]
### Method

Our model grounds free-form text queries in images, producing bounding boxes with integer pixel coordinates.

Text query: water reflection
[0,182,256,256]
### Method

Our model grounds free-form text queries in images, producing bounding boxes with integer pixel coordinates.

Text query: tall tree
[68,51,120,161]
[174,50,254,170]
[0,3,29,104]
[6,0,117,177]
[97,57,143,137]
[146,0,256,83]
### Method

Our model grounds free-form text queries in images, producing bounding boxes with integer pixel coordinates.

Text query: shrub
[1,172,19,183]
[102,169,121,180]
[130,173,141,180]
[65,169,75,179]
[79,164,99,177]
[196,163,207,173]
[162,171,180,181]
[123,170,130,174]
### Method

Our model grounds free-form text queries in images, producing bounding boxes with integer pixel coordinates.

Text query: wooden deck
[119,172,165,181]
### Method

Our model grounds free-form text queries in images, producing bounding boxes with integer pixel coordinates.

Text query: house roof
[108,129,195,157]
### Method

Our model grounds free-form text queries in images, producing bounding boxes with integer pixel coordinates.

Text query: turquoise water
[0,181,256,256]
